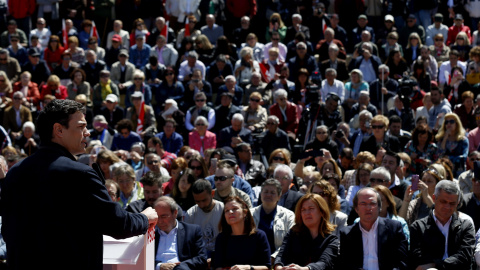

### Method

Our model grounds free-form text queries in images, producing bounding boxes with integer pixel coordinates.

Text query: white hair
[274,89,288,100]
[232,113,244,122]
[292,14,302,21]
[371,167,391,183]
[225,75,236,82]
[273,164,293,180]
[194,116,208,126]
[22,121,35,132]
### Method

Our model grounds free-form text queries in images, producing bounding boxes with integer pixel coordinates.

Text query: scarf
[100,79,112,100]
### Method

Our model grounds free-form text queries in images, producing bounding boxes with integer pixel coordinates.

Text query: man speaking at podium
[1,100,158,270]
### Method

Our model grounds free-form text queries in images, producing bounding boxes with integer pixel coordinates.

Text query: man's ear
[52,123,64,138]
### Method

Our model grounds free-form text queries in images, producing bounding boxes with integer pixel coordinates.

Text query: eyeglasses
[214,175,232,181]
[272,156,285,161]
[0,79,5,82]
[271,38,280,41]
[11,39,18,42]
[370,178,388,183]
[445,119,455,125]
[134,78,143,80]
[372,125,385,129]
[250,98,260,102]
[278,98,285,101]
[297,47,306,50]
[316,131,327,135]
[119,55,127,58]
[13,97,22,100]
[435,39,443,41]
[166,73,174,76]
[195,99,206,102]
[190,166,203,171]
[147,160,160,165]
[266,122,276,125]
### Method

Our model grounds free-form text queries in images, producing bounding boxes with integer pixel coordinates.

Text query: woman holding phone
[404,123,438,175]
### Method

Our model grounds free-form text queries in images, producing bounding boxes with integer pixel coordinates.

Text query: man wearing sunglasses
[368,166,403,213]
[135,153,170,181]
[458,151,480,194]
[217,113,253,149]
[212,161,252,208]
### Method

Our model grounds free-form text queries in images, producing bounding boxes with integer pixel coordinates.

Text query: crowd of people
[2,0,480,269]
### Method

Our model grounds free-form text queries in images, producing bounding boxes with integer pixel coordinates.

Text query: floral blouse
[404,141,438,175]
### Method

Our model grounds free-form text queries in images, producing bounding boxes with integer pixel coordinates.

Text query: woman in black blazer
[359,115,400,158]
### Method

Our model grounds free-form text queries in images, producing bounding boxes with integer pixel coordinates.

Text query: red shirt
[447,25,472,46]
[161,151,177,172]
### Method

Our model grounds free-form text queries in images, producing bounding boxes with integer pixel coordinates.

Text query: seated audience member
[153,196,208,269]
[454,91,476,132]
[88,115,115,149]
[404,123,438,175]
[129,33,152,70]
[339,187,408,269]
[409,180,475,270]
[459,160,480,231]
[260,116,291,159]
[111,119,142,151]
[185,92,215,132]
[163,157,188,195]
[242,92,268,133]
[100,93,123,130]
[435,113,468,177]
[0,49,21,84]
[304,125,339,162]
[274,193,339,270]
[125,70,152,109]
[39,75,67,101]
[348,90,378,123]
[398,164,446,225]
[22,48,51,87]
[369,64,398,112]
[155,69,184,113]
[143,56,165,87]
[135,153,170,181]
[239,33,265,63]
[112,164,144,209]
[315,27,346,63]
[348,42,382,84]
[170,167,196,212]
[147,137,176,171]
[320,68,345,103]
[66,68,91,102]
[343,69,369,115]
[443,66,470,108]
[319,43,349,82]
[273,164,303,212]
[95,149,125,179]
[213,196,271,270]
[8,34,28,66]
[105,180,120,202]
[107,20,130,49]
[236,142,265,184]
[359,115,400,158]
[212,161,252,208]
[184,68,213,109]
[105,34,124,69]
[126,171,163,213]
[110,49,136,91]
[126,91,156,140]
[346,163,373,207]
[187,114,216,157]
[155,118,183,156]
[188,156,209,181]
[384,49,409,80]
[214,92,241,133]
[388,95,415,133]
[251,179,295,258]
[308,180,347,236]
[53,51,79,86]
[215,76,244,108]
[380,31,403,62]
[285,13,310,42]
[177,51,206,82]
[207,54,234,95]
[185,179,224,258]
[218,113,253,149]
[147,17,176,48]
[81,50,105,87]
[269,89,298,140]
[87,36,105,61]
[14,121,39,156]
[287,42,317,81]
[3,91,32,136]
[65,36,85,65]
[458,151,480,195]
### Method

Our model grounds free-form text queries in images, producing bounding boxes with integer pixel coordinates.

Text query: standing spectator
[7,0,35,35]
[447,14,472,46]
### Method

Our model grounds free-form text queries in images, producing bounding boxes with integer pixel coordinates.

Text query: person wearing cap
[447,14,473,46]
[0,20,28,48]
[29,18,51,50]
[214,91,241,133]
[106,20,130,49]
[399,15,426,48]
[129,33,152,69]
[409,180,475,270]
[376,15,398,48]
[105,34,123,69]
[110,49,136,91]
[22,48,51,87]
[100,92,124,129]
[150,35,178,68]
[0,49,21,83]
[426,13,449,46]
[88,115,116,149]
[126,91,157,139]
[349,15,375,53]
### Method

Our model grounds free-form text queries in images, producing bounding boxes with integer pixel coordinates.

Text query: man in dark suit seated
[410,180,475,270]
[260,115,291,158]
[315,27,347,63]
[100,94,125,130]
[339,187,408,269]
[273,164,303,212]
[22,48,51,87]
[319,43,349,82]
[154,196,208,270]
[459,160,480,231]
[81,50,106,87]
[285,14,310,42]
[213,92,241,134]
[218,113,253,148]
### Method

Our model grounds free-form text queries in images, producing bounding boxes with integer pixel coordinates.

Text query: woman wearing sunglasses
[398,164,447,225]
[170,168,196,212]
[404,123,438,175]
[188,116,216,157]
[188,155,209,180]
[435,113,468,177]
[242,92,268,133]
[359,114,400,162]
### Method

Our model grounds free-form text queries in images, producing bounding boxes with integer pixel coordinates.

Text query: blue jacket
[156,132,183,156]
[129,43,152,69]
[216,85,243,106]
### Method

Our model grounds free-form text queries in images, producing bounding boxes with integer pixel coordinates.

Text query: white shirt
[359,217,379,270]
[155,221,179,270]
[321,79,345,103]
[438,60,467,85]
[263,42,287,61]
[30,28,51,49]
[360,58,376,83]
[433,210,452,260]
[178,60,206,81]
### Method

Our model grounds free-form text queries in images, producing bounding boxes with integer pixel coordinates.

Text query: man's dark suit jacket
[409,212,475,270]
[348,55,382,77]
[359,134,401,157]
[22,60,51,86]
[1,143,148,270]
[260,128,291,158]
[459,192,480,231]
[285,25,311,42]
[339,217,408,269]
[81,60,106,87]
[100,106,125,129]
[280,190,303,213]
[217,126,253,148]
[319,59,349,82]
[154,221,208,270]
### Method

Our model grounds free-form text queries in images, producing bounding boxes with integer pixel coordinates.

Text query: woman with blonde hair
[342,151,376,190]
[194,34,215,64]
[359,114,401,159]
[266,13,287,42]
[451,32,472,61]
[273,193,339,269]
[308,180,347,236]
[40,75,68,101]
[435,112,468,177]
[346,163,373,207]
[65,36,85,65]
[242,92,268,132]
[0,71,12,108]
[404,32,422,66]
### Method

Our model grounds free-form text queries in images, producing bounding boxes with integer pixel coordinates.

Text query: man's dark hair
[294,32,306,42]
[450,50,460,57]
[192,179,212,194]
[388,115,402,126]
[149,137,163,149]
[235,142,250,153]
[164,118,177,127]
[116,119,134,132]
[140,171,162,187]
[340,147,354,160]
[36,99,85,144]
[384,150,401,167]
